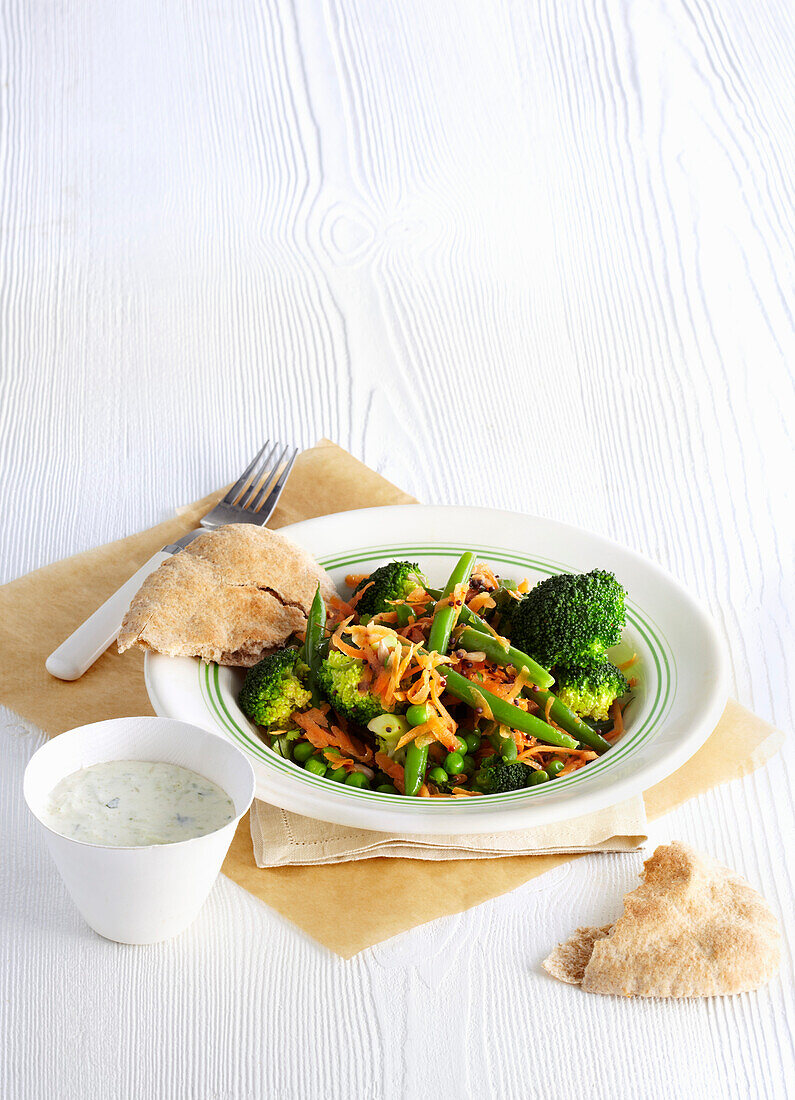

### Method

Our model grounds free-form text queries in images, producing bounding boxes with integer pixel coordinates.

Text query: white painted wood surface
[1,0,793,1096]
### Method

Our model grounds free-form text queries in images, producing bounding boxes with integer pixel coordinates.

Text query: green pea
[406,703,433,727]
[453,736,469,755]
[428,766,449,786]
[376,783,399,794]
[545,759,565,778]
[328,766,348,782]
[528,769,549,786]
[345,771,371,789]
[462,731,482,753]
[304,756,328,777]
[500,738,518,763]
[444,751,465,775]
[292,742,315,763]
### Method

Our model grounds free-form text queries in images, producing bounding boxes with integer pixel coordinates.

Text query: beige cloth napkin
[250,798,648,866]
[0,439,784,956]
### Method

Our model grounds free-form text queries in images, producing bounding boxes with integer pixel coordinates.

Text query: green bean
[500,737,518,762]
[404,552,476,795]
[427,586,554,690]
[302,585,326,704]
[403,747,428,797]
[427,552,477,655]
[456,627,554,691]
[525,688,611,754]
[439,665,580,750]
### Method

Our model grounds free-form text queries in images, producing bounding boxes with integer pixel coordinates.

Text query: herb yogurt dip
[41,760,235,846]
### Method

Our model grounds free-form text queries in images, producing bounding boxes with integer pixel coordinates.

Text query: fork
[45,440,298,681]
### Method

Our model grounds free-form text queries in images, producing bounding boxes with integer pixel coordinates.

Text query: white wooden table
[1,1,792,1097]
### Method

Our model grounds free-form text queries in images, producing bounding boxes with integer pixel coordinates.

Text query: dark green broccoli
[238,649,311,729]
[317,650,400,726]
[503,569,626,667]
[473,758,535,794]
[352,561,427,617]
[554,659,629,722]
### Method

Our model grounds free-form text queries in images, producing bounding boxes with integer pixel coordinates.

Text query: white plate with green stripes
[144,505,728,834]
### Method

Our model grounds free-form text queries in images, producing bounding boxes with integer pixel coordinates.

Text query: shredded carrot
[328,594,355,619]
[301,706,330,728]
[329,724,373,763]
[517,578,530,593]
[468,686,494,721]
[348,581,374,609]
[471,564,500,590]
[418,784,430,797]
[374,752,405,794]
[605,700,625,742]
[322,749,355,769]
[516,745,597,761]
[344,573,368,587]
[616,653,638,671]
[468,591,496,614]
[544,697,554,723]
[292,712,331,749]
[504,667,530,703]
[559,758,585,777]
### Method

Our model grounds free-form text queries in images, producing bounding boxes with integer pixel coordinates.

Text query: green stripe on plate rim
[199,543,676,808]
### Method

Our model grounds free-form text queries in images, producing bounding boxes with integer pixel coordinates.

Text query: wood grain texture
[1,0,793,1097]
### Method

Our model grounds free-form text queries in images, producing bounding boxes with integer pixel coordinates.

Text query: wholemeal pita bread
[118,524,339,666]
[543,842,780,997]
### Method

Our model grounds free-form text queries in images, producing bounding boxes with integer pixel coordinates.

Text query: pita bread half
[118,524,339,666]
[543,842,780,997]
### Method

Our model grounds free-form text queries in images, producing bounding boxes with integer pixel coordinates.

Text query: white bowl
[145,505,729,835]
[24,717,255,943]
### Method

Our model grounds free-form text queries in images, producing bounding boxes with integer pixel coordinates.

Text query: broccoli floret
[238,649,311,729]
[352,561,427,617]
[504,569,626,667]
[554,660,629,722]
[473,758,534,794]
[317,650,399,726]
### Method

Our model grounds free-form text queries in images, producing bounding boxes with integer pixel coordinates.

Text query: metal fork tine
[223,440,277,506]
[251,447,298,520]
[238,442,282,510]
[245,444,289,512]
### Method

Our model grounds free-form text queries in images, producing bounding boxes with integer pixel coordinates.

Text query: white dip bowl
[23,716,255,944]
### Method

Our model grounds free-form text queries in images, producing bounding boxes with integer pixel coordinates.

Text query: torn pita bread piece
[118,524,339,666]
[543,842,780,998]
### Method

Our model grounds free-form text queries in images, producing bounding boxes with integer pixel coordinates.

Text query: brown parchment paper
[0,440,784,957]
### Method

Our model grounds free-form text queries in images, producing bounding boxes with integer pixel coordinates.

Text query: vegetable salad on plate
[237,554,636,798]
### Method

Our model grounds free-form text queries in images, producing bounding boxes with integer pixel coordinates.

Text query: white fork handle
[45,550,173,681]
